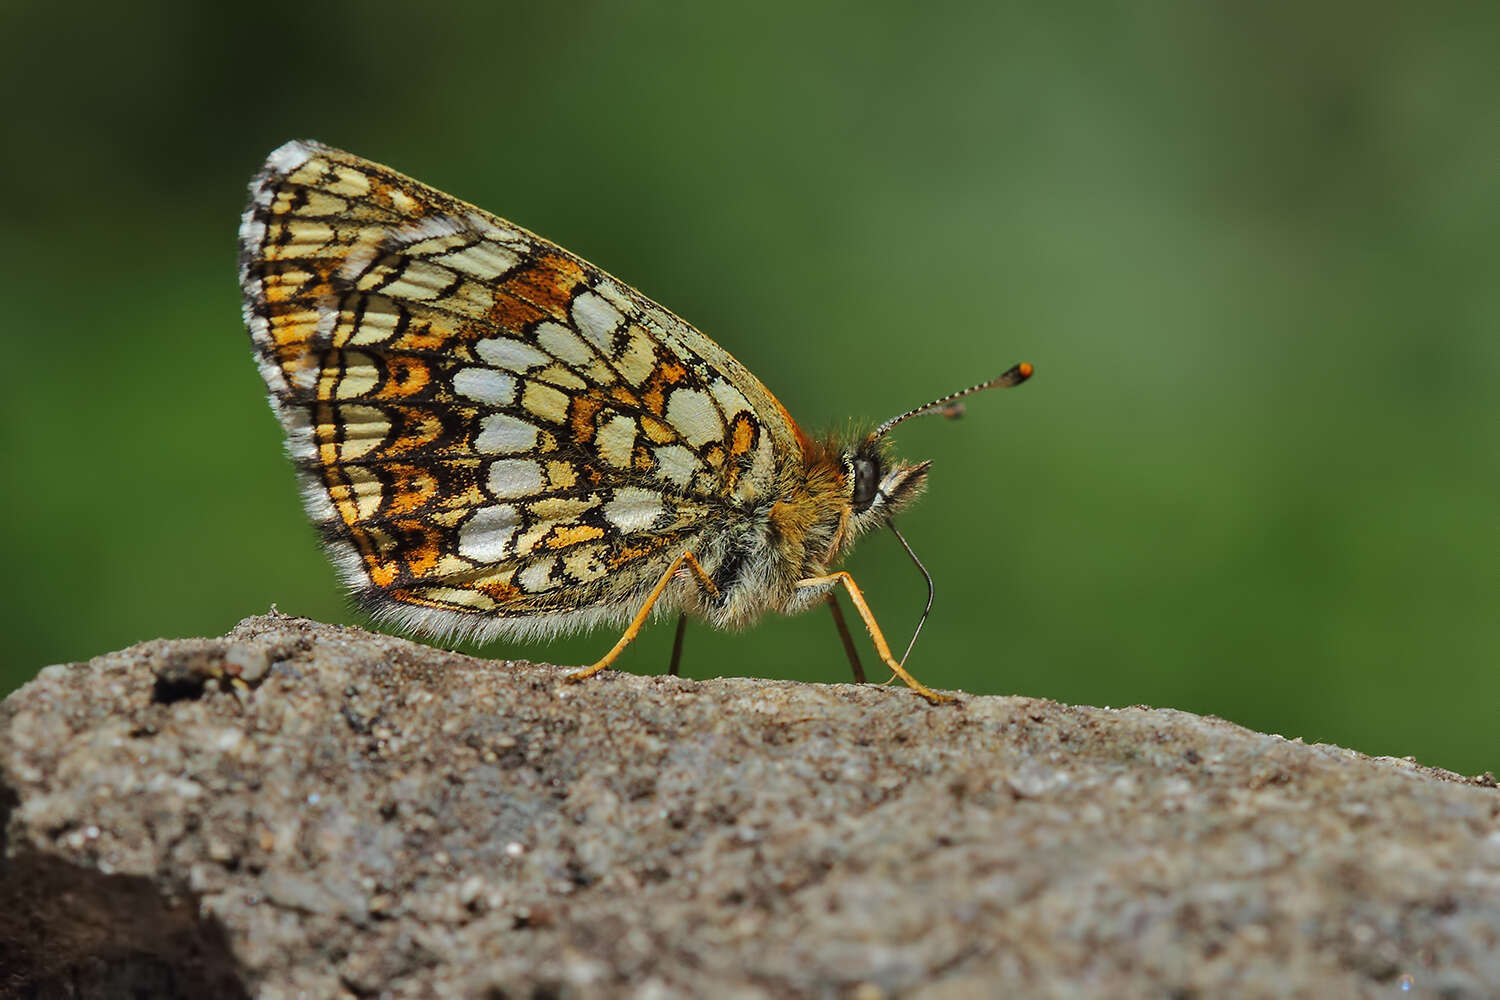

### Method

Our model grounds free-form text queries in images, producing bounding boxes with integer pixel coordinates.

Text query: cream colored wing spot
[262,265,317,302]
[266,220,336,258]
[453,368,516,406]
[592,276,639,319]
[451,280,495,316]
[475,414,539,455]
[545,459,578,490]
[528,496,601,523]
[390,214,471,244]
[579,357,619,387]
[511,521,548,556]
[518,557,559,594]
[535,321,594,366]
[373,260,459,301]
[571,290,625,352]
[293,190,350,218]
[665,388,724,448]
[476,337,550,372]
[387,188,418,214]
[596,415,638,468]
[708,378,754,423]
[331,466,385,522]
[330,352,379,400]
[533,364,588,391]
[433,241,521,281]
[331,405,391,461]
[521,382,570,424]
[336,301,401,347]
[458,504,521,562]
[603,486,665,533]
[614,328,658,385]
[486,458,546,499]
[562,545,610,584]
[351,260,399,293]
[418,586,499,612]
[748,434,775,488]
[323,164,371,197]
[651,444,702,488]
[284,153,338,189]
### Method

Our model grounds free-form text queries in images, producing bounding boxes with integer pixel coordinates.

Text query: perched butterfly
[238,141,1032,703]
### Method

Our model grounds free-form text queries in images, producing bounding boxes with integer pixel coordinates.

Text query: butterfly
[238,141,1032,703]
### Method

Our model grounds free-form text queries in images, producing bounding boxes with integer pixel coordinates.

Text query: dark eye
[851,458,880,512]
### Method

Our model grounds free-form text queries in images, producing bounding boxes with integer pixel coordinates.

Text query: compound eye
[851,458,880,512]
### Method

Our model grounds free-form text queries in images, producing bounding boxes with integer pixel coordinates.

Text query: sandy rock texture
[1,613,1496,998]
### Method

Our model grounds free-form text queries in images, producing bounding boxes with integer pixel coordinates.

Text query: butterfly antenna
[889,522,934,668]
[872,362,1033,442]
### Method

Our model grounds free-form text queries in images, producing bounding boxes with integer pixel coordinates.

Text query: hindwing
[239,140,805,640]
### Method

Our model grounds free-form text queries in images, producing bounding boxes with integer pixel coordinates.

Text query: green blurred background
[3,3,1495,773]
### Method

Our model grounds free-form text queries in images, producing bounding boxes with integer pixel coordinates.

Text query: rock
[1,613,1496,998]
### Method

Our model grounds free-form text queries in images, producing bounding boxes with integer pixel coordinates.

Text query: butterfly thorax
[693,434,930,629]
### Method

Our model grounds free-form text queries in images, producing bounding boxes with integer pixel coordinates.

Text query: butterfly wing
[239,141,805,642]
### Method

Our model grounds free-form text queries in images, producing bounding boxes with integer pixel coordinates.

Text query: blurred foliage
[2,2,1495,772]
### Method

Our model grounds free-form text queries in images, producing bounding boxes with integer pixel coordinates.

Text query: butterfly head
[843,440,931,536]
[842,361,1034,537]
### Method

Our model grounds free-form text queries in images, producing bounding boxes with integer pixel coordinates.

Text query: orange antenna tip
[871,361,1035,440]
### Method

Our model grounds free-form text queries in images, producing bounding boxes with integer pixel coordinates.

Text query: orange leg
[566,551,718,683]
[796,572,952,704]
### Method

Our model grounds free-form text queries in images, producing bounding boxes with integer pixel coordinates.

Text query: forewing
[238,140,803,641]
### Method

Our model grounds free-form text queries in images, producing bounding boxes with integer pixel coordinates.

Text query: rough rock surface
[1,613,1497,998]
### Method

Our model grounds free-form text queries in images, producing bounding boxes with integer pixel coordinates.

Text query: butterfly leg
[825,595,867,684]
[566,551,719,684]
[667,612,688,677]
[796,573,952,704]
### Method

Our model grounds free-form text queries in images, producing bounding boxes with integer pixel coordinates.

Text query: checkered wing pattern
[239,141,804,642]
